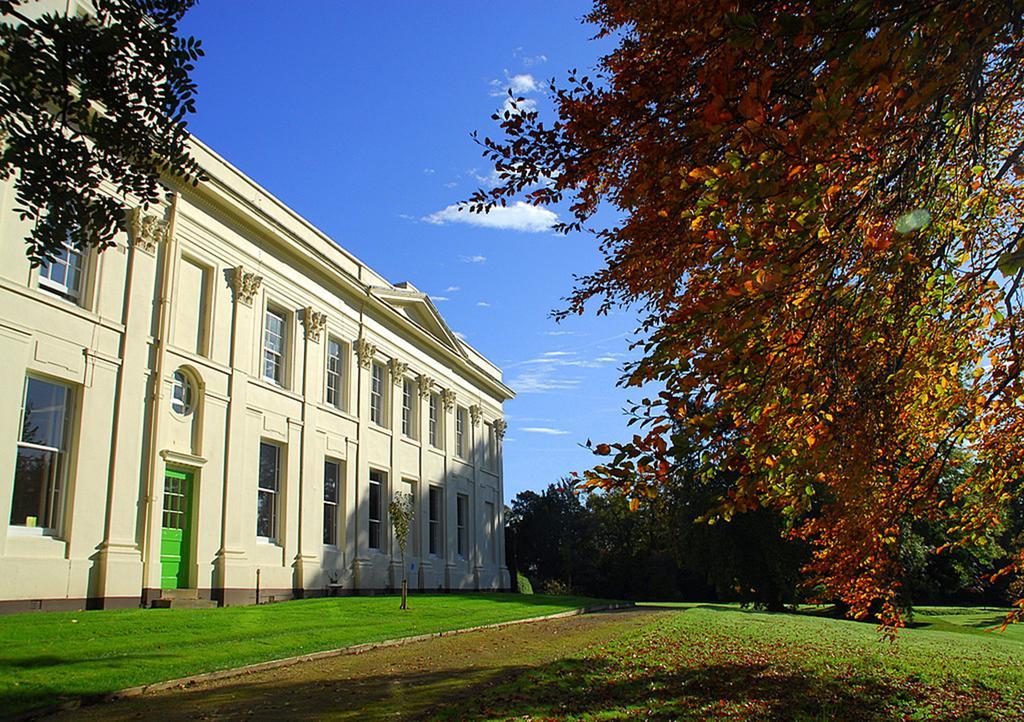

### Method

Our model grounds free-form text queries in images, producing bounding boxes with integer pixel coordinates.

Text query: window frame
[325,336,345,410]
[323,459,341,547]
[262,305,288,387]
[428,485,443,556]
[257,441,281,543]
[401,377,416,439]
[175,254,212,357]
[368,469,385,551]
[485,422,497,471]
[456,493,468,558]
[428,392,441,448]
[170,369,194,416]
[37,237,86,303]
[455,406,468,459]
[11,376,73,534]
[369,361,386,427]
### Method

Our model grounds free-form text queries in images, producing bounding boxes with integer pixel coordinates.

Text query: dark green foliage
[0,0,205,265]
[507,476,808,608]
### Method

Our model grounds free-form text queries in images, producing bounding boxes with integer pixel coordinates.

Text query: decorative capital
[493,418,507,440]
[230,265,263,306]
[302,307,327,343]
[355,337,377,368]
[440,388,456,412]
[469,404,482,426]
[128,207,168,254]
[388,358,409,385]
[417,374,433,399]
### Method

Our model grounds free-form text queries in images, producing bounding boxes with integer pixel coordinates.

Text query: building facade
[0,139,514,611]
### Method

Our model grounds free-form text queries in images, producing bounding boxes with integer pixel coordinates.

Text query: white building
[0,137,513,611]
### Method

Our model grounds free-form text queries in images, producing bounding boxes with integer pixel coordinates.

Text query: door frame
[160,467,195,589]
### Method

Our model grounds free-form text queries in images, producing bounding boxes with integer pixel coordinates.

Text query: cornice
[168,139,515,402]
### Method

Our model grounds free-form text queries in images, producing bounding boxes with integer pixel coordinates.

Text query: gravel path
[44,606,668,721]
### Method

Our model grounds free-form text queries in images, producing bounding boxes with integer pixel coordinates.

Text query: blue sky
[178,2,640,501]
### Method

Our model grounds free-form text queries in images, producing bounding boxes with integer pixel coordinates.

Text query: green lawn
[429,604,1024,721]
[0,592,609,717]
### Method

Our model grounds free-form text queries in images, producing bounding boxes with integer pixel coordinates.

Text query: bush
[541,579,571,596]
[517,573,534,595]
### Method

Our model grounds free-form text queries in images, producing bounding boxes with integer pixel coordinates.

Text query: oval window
[171,370,193,415]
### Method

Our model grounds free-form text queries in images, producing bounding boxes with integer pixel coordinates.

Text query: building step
[151,597,218,610]
[160,588,199,600]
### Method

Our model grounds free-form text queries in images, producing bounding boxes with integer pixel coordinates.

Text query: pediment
[370,285,467,358]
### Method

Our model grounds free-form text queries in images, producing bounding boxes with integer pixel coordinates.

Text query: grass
[0,592,610,717]
[427,604,1024,721]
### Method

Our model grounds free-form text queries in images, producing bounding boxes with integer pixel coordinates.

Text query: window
[38,238,85,302]
[257,442,280,541]
[326,337,344,409]
[428,486,442,555]
[456,494,468,558]
[455,406,468,459]
[485,501,497,562]
[170,370,193,415]
[369,362,385,426]
[428,393,441,448]
[401,378,416,438]
[484,422,497,471]
[368,470,384,550]
[263,307,286,385]
[11,377,71,531]
[323,460,340,546]
[175,256,209,355]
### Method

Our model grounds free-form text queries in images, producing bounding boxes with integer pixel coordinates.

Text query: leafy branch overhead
[0,0,206,264]
[473,0,1024,630]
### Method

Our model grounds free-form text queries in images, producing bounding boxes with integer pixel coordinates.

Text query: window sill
[252,378,303,403]
[8,525,59,538]
[256,536,281,547]
[317,403,358,424]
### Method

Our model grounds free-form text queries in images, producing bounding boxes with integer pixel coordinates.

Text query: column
[351,336,376,589]
[469,404,484,590]
[215,265,263,603]
[494,418,511,589]
[96,210,166,603]
[293,307,326,594]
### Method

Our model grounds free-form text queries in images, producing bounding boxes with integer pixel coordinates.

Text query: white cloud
[513,47,548,67]
[445,285,461,292]
[423,168,435,175]
[521,426,570,436]
[444,181,458,188]
[459,254,487,264]
[429,295,449,302]
[507,364,582,393]
[476,301,491,307]
[595,356,619,363]
[454,331,468,341]
[425,202,557,233]
[490,72,539,96]
[544,330,575,336]
[501,96,537,116]
[542,351,574,357]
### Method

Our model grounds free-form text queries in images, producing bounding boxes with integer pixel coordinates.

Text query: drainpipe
[138,192,180,601]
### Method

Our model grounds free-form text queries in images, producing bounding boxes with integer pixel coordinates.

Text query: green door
[160,469,193,589]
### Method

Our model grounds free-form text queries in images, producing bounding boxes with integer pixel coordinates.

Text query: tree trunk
[400,578,408,610]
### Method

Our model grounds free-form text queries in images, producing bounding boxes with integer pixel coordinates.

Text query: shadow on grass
[50,650,1009,722]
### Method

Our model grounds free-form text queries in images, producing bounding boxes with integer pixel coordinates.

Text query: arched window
[171,370,194,415]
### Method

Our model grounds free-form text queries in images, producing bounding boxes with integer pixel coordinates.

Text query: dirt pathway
[43,606,669,721]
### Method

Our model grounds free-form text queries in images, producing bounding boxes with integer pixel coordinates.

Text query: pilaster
[216,264,263,593]
[94,217,166,600]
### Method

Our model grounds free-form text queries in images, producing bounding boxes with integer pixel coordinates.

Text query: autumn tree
[0,0,204,265]
[471,1,1024,629]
